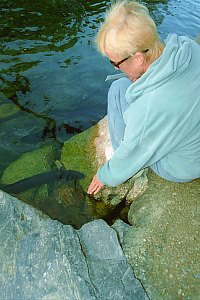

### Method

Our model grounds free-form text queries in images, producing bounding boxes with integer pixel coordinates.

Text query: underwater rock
[0,102,20,119]
[0,112,148,229]
[1,145,56,185]
[0,144,57,213]
[0,144,98,229]
[122,170,200,300]
[0,190,148,300]
[1,160,84,194]
[0,113,47,159]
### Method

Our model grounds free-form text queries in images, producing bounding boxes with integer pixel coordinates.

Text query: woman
[87,0,200,195]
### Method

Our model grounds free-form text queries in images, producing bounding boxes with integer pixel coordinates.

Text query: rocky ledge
[0,115,199,299]
[0,190,147,300]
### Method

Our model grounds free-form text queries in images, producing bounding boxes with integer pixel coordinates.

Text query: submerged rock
[0,145,56,210]
[0,113,47,155]
[1,145,55,185]
[0,115,148,228]
[0,190,148,300]
[0,102,20,118]
[0,144,98,229]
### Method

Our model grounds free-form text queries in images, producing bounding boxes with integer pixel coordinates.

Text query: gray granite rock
[123,170,200,300]
[0,190,148,300]
[78,220,148,300]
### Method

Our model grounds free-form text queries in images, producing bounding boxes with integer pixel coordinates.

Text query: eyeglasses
[109,56,131,69]
[109,49,149,69]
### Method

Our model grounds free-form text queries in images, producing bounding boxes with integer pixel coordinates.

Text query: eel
[0,165,84,194]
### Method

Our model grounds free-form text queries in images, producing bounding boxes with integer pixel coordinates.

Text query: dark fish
[0,167,85,194]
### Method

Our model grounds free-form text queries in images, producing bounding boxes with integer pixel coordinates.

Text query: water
[0,0,200,228]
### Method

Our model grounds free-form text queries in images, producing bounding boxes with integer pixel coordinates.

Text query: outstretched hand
[87,175,104,195]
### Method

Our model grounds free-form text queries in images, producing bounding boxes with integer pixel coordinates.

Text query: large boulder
[0,190,148,300]
[122,170,200,299]
[61,116,148,218]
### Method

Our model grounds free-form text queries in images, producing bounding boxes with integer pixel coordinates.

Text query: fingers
[87,176,99,194]
[87,175,104,195]
[93,184,103,195]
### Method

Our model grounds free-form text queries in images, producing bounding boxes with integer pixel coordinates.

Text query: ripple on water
[158,0,200,38]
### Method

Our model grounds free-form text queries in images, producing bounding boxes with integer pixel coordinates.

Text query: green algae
[60,123,98,191]
[0,103,20,118]
[60,123,128,224]
[1,145,55,185]
[0,145,57,209]
[0,121,127,227]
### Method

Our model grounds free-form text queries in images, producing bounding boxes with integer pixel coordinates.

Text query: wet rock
[0,113,47,157]
[0,190,148,300]
[0,102,20,118]
[0,114,148,228]
[0,144,56,209]
[122,170,200,299]
[1,145,55,185]
[61,115,148,210]
[0,144,56,212]
[0,144,99,229]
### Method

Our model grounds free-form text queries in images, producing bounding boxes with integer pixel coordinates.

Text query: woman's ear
[134,52,145,65]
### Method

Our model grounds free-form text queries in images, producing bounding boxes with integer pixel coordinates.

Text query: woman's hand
[87,175,104,195]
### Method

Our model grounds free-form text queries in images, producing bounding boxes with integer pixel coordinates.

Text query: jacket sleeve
[97,97,178,187]
[97,143,154,187]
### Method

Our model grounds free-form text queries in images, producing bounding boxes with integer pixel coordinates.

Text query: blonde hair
[96,0,164,63]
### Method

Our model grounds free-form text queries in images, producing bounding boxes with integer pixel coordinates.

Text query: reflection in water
[0,0,200,228]
[2,74,82,140]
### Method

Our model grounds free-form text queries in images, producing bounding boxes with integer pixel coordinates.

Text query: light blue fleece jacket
[97,34,200,186]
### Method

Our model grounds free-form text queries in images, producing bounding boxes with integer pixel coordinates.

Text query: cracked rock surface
[123,171,200,300]
[0,190,148,300]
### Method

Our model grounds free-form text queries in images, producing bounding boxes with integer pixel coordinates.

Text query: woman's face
[106,49,149,82]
